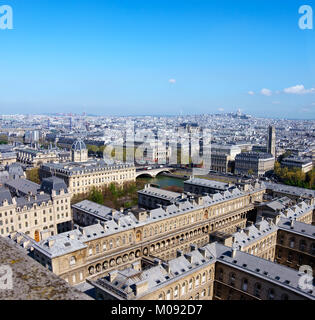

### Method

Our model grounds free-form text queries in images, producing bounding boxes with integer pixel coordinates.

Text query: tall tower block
[267,125,276,157]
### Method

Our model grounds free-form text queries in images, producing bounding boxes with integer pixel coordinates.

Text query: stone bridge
[135,167,173,178]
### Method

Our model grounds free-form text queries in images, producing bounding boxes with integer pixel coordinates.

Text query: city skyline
[0,0,315,119]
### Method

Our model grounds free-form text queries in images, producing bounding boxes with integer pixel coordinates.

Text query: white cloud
[283,84,315,95]
[218,108,224,112]
[248,91,255,95]
[169,79,176,84]
[261,88,272,96]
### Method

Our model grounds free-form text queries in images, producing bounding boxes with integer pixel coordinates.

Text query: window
[242,279,248,292]
[287,251,293,263]
[254,283,261,298]
[268,289,275,300]
[229,273,236,287]
[299,240,306,252]
[202,272,206,284]
[195,275,200,287]
[218,268,224,281]
[70,256,76,266]
[181,283,186,295]
[166,290,171,300]
[189,279,193,291]
[174,286,179,298]
[289,237,295,248]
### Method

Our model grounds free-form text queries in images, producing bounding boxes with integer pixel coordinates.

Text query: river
[137,174,185,189]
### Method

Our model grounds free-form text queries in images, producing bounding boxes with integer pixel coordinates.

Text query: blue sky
[0,0,315,118]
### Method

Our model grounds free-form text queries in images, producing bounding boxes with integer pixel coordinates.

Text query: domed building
[71,139,88,162]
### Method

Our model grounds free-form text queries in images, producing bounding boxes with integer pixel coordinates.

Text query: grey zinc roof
[138,186,182,201]
[184,178,232,190]
[40,176,68,194]
[207,243,315,300]
[4,178,40,196]
[261,197,291,211]
[90,242,315,300]
[279,201,313,220]
[0,187,13,205]
[41,160,134,176]
[232,219,278,248]
[277,217,315,239]
[265,182,315,198]
[30,229,88,258]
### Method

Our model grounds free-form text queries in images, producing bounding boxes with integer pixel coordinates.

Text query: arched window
[242,278,248,292]
[299,240,306,252]
[289,237,295,248]
[174,286,179,298]
[254,283,261,298]
[181,282,186,295]
[166,290,171,300]
[195,275,200,287]
[189,279,193,291]
[268,288,275,300]
[158,293,164,300]
[218,268,224,281]
[229,273,236,287]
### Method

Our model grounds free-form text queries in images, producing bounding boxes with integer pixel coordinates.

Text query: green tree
[88,188,103,205]
[26,168,40,184]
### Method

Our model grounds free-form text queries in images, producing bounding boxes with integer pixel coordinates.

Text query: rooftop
[0,237,92,300]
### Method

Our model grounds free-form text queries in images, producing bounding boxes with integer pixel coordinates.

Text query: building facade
[89,243,314,300]
[12,181,265,286]
[235,152,275,177]
[0,177,72,240]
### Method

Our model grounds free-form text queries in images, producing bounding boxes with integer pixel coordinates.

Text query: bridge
[135,167,173,178]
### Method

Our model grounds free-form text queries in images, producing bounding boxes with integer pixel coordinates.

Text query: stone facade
[0,177,72,240]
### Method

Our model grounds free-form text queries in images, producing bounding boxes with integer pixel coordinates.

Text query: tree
[88,188,103,205]
[0,134,8,144]
[26,168,40,184]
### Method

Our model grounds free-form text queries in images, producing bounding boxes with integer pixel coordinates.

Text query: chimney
[109,270,118,283]
[162,262,171,273]
[176,250,183,258]
[190,244,197,251]
[290,219,295,228]
[199,248,207,258]
[135,280,148,296]
[185,253,193,263]
[48,239,55,248]
[232,247,237,258]
[68,233,75,240]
